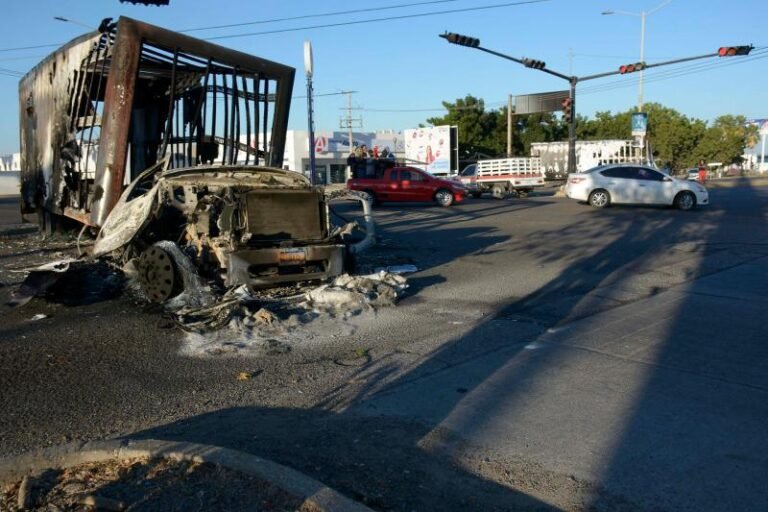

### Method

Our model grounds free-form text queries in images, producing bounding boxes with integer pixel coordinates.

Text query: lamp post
[602,0,672,112]
[304,41,316,185]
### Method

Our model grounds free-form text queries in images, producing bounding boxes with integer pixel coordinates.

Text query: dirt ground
[0,456,315,511]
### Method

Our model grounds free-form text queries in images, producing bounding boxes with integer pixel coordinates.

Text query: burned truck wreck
[19,17,372,300]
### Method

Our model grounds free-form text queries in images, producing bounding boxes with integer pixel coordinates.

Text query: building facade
[282,130,405,184]
[0,153,21,172]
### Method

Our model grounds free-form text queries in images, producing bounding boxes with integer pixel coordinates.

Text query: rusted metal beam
[90,21,141,226]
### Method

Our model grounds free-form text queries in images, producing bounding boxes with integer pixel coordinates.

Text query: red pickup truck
[347,166,468,207]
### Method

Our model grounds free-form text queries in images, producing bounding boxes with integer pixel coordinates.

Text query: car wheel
[434,189,454,207]
[588,189,610,208]
[491,184,506,200]
[136,243,182,303]
[674,191,696,211]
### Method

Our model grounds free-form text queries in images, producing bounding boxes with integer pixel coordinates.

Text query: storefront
[282,130,404,184]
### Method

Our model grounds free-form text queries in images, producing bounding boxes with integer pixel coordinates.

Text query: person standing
[697,160,707,184]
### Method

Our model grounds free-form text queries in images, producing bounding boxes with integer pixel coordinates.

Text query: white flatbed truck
[456,157,545,198]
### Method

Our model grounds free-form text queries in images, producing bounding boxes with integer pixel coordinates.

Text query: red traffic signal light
[619,62,646,74]
[562,97,573,123]
[441,32,480,48]
[522,58,546,70]
[718,45,752,57]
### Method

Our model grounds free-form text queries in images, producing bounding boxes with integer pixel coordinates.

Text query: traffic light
[718,45,752,56]
[562,97,573,123]
[440,32,480,48]
[619,62,646,74]
[522,58,546,70]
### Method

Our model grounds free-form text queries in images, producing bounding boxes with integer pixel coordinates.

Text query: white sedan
[565,164,709,210]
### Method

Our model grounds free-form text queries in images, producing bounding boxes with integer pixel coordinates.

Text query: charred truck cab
[20,17,370,298]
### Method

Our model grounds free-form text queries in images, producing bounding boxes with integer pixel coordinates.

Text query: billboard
[404,125,456,174]
[313,131,404,156]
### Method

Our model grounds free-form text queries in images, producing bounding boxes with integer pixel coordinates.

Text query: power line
[178,0,460,33]
[578,51,766,94]
[345,52,766,114]
[0,0,549,55]
[0,42,62,53]
[579,49,768,95]
[0,67,23,77]
[206,0,551,41]
[0,54,46,62]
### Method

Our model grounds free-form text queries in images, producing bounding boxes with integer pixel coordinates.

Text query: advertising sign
[631,112,648,136]
[313,132,403,155]
[404,125,452,174]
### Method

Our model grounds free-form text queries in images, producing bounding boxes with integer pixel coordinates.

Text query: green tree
[577,103,707,171]
[694,115,757,166]
[425,97,755,170]
[426,96,502,157]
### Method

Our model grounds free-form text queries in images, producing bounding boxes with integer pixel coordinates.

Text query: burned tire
[434,189,454,207]
[137,244,182,302]
[674,191,696,211]
[588,189,610,209]
[491,184,506,200]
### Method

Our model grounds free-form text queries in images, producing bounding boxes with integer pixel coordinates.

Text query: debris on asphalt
[374,264,419,274]
[6,259,76,307]
[16,475,31,510]
[3,225,408,357]
[75,494,126,511]
[237,371,254,381]
[175,272,408,357]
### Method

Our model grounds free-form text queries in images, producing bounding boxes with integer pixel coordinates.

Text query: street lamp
[602,0,672,111]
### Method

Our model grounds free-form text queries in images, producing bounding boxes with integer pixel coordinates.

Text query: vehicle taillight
[569,177,585,184]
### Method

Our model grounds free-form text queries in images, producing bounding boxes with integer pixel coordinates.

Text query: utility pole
[507,94,513,157]
[340,90,362,153]
[339,91,363,180]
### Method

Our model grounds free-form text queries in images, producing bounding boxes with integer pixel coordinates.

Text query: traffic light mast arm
[578,51,719,82]
[474,46,572,81]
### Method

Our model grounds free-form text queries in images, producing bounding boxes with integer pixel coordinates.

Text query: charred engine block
[156,182,344,287]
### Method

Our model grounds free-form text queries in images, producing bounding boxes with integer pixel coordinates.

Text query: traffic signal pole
[440,32,753,174]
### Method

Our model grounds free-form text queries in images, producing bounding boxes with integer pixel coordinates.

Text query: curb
[0,439,373,512]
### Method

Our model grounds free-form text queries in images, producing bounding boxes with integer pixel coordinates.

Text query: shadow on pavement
[122,182,767,510]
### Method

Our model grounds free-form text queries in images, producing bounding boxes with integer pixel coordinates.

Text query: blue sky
[0,0,765,154]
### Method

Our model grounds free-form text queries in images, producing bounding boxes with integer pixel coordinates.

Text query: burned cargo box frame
[20,16,374,297]
[19,16,294,229]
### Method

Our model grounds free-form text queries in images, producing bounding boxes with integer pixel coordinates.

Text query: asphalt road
[1,183,767,511]
[0,197,22,225]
